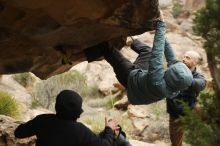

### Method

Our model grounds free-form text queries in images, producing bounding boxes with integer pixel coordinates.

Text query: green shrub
[105,96,118,109]
[86,84,101,98]
[84,117,104,134]
[0,91,19,118]
[180,106,220,146]
[30,97,43,109]
[180,89,220,146]
[13,72,36,88]
[172,0,183,18]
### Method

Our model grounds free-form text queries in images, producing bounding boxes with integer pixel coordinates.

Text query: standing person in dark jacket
[14,90,119,146]
[84,12,193,105]
[166,50,206,146]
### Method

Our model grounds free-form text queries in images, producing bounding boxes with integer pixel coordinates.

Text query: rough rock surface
[0,115,36,146]
[0,0,159,79]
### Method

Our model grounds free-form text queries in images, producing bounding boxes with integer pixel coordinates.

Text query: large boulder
[0,115,36,146]
[0,0,159,79]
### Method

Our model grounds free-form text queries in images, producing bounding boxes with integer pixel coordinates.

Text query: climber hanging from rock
[84,11,193,105]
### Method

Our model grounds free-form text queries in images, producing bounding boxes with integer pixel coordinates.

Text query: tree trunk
[207,51,220,95]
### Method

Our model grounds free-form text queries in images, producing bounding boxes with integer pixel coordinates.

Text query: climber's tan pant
[169,115,184,146]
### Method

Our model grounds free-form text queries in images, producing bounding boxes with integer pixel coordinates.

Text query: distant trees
[193,0,220,130]
[194,0,220,95]
[181,0,220,145]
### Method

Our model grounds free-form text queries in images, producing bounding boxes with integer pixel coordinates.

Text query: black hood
[55,90,83,120]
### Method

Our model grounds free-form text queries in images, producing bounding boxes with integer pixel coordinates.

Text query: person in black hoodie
[14,90,119,146]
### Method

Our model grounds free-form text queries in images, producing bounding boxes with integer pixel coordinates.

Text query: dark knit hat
[55,90,83,120]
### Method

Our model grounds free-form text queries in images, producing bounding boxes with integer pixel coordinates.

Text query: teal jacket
[127,21,193,105]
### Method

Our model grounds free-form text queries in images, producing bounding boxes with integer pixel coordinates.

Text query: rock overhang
[0,0,159,79]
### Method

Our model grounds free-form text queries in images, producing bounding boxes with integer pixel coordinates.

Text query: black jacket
[166,69,206,117]
[14,114,116,146]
